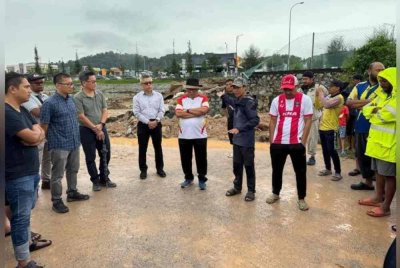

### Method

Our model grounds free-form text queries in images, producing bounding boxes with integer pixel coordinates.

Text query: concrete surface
[5,138,395,268]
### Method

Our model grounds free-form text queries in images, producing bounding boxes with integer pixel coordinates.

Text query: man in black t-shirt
[220,78,235,157]
[5,72,46,268]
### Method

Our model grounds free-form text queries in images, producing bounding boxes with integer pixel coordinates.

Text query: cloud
[84,7,159,34]
[70,31,134,51]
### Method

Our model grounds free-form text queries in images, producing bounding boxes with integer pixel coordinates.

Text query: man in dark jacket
[220,77,260,201]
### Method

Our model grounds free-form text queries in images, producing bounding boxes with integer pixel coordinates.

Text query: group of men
[5,71,116,268]
[4,61,396,268]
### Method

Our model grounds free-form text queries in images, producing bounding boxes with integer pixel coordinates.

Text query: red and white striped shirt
[269,92,313,144]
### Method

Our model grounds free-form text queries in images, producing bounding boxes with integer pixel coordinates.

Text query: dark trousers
[137,121,164,172]
[233,145,256,193]
[319,130,341,174]
[227,120,234,145]
[80,126,110,182]
[270,143,307,199]
[355,133,374,179]
[178,138,207,182]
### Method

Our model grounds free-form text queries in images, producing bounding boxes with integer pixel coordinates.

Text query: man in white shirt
[22,73,52,190]
[175,78,209,190]
[133,74,166,179]
[267,74,313,211]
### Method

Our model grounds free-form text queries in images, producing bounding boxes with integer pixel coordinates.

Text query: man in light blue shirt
[133,74,166,179]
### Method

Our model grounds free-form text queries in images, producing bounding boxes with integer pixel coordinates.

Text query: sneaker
[348,169,361,176]
[318,169,332,176]
[67,191,90,202]
[306,156,316,166]
[52,200,69,213]
[156,170,167,178]
[298,199,309,211]
[266,194,280,204]
[180,179,193,188]
[199,181,206,190]
[331,173,343,181]
[92,181,102,192]
[99,179,117,188]
[41,180,50,190]
[140,170,147,180]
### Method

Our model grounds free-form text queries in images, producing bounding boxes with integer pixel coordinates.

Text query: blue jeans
[6,174,40,261]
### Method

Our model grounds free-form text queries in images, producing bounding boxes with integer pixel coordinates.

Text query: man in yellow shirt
[316,80,344,181]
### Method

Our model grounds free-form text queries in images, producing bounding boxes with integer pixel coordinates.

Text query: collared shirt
[21,92,49,123]
[74,90,107,126]
[133,90,165,124]
[40,92,80,151]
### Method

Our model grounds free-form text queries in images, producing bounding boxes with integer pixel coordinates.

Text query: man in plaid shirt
[40,73,89,213]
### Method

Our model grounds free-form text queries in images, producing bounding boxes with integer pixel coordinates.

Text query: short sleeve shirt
[74,90,107,126]
[176,94,209,139]
[5,104,39,180]
[21,92,49,123]
[269,93,313,144]
[40,93,80,150]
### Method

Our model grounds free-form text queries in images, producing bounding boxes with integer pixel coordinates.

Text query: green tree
[207,54,220,72]
[201,60,209,72]
[34,46,42,74]
[186,41,193,74]
[242,45,262,70]
[61,60,66,73]
[87,64,95,73]
[74,51,82,74]
[170,56,180,75]
[326,36,348,67]
[47,61,54,77]
[343,29,396,73]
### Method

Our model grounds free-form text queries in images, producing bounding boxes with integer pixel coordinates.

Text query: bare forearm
[269,118,277,143]
[188,107,209,116]
[175,111,196,118]
[347,99,370,109]
[79,114,97,130]
[302,118,312,145]
[100,109,108,124]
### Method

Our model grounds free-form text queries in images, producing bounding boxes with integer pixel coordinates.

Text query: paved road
[5,139,395,267]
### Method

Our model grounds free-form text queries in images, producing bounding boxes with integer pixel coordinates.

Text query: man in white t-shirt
[175,78,209,190]
[22,73,52,190]
[266,74,313,211]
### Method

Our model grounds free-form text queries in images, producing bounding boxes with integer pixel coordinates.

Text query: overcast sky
[5,0,396,64]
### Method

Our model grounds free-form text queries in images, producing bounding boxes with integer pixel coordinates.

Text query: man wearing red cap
[266,74,313,211]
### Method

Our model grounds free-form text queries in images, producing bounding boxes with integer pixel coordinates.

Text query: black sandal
[244,192,255,202]
[29,239,52,252]
[226,188,241,196]
[31,231,41,242]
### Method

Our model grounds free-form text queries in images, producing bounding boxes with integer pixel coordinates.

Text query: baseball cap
[280,74,298,90]
[27,73,45,82]
[232,77,248,87]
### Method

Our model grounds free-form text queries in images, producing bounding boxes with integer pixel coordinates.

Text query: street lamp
[287,1,304,70]
[235,34,243,76]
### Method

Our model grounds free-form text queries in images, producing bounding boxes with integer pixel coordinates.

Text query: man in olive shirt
[74,71,116,191]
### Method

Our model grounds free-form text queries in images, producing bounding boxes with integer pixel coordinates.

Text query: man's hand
[372,107,381,114]
[95,124,103,132]
[96,131,105,141]
[148,121,158,129]
[217,90,225,97]
[228,128,239,134]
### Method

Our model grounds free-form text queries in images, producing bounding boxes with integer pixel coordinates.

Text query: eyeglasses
[141,81,152,85]
[58,83,74,87]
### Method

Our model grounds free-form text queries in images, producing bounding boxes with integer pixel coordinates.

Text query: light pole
[225,42,228,54]
[235,34,243,76]
[287,1,304,70]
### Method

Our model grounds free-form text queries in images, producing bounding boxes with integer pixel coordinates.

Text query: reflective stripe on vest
[370,124,396,134]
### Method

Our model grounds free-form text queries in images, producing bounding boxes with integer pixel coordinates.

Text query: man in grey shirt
[22,73,52,189]
[133,74,166,179]
[74,71,116,191]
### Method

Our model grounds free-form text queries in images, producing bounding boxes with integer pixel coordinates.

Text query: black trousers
[80,126,111,182]
[319,130,341,173]
[178,138,207,182]
[233,145,256,193]
[270,143,307,199]
[227,120,234,145]
[137,122,164,172]
[355,133,374,179]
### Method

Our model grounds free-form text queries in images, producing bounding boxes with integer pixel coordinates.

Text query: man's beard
[370,74,378,84]
[300,82,315,93]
